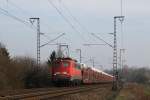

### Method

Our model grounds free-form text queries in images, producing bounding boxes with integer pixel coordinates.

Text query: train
[51,57,114,86]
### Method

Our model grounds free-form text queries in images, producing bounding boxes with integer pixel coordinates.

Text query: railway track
[0,84,111,100]
[0,87,69,97]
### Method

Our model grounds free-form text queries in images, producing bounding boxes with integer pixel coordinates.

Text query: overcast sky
[0,0,150,69]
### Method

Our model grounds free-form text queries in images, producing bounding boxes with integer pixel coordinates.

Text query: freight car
[51,57,114,86]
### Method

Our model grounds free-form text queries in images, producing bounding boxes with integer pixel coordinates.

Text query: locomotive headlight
[54,74,56,75]
[62,72,68,74]
[53,72,68,75]
[54,72,60,75]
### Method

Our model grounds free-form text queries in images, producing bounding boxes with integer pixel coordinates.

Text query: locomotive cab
[52,58,82,86]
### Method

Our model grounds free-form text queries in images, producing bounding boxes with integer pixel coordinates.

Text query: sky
[0,0,150,69]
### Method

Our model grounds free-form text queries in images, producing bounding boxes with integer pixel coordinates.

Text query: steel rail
[0,87,68,97]
[37,85,111,100]
[0,84,111,100]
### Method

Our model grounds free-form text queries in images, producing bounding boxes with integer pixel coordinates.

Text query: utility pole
[112,16,124,90]
[76,49,82,63]
[29,18,40,69]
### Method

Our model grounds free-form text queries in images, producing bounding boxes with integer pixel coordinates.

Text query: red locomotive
[51,57,114,86]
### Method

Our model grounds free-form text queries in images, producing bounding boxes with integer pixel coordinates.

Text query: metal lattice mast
[37,18,40,68]
[112,17,118,90]
[30,18,40,68]
[112,16,124,90]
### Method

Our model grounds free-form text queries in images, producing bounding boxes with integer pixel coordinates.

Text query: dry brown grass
[49,83,150,100]
[116,83,150,100]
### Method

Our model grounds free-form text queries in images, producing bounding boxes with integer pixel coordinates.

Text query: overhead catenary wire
[58,0,110,44]
[41,32,66,42]
[58,0,98,43]
[120,19,124,48]
[119,0,126,75]
[58,0,90,34]
[6,0,32,18]
[91,33,113,48]
[6,0,56,34]
[47,0,76,31]
[40,33,65,47]
[0,7,36,30]
[4,0,83,35]
[1,0,36,29]
[3,0,64,43]
[47,0,86,41]
[6,0,8,12]
[1,0,68,52]
[121,0,123,17]
[120,0,124,48]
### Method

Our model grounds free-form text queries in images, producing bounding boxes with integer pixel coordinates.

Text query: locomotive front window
[63,62,69,67]
[75,64,81,70]
[55,62,61,67]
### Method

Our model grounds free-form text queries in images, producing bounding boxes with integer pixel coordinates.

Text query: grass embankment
[116,83,150,100]
[144,85,150,99]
